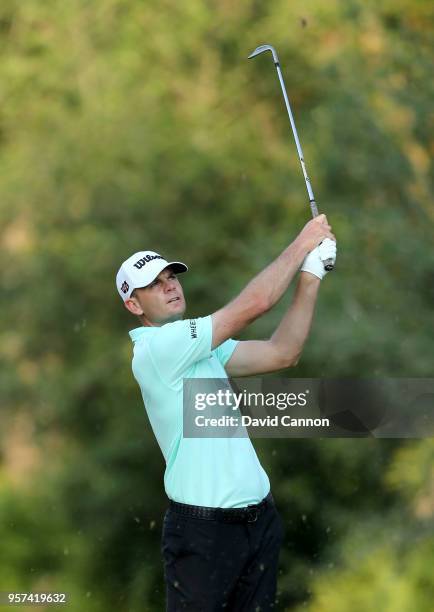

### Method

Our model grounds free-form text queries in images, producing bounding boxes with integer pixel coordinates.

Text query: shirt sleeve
[148,316,212,386]
[212,338,239,367]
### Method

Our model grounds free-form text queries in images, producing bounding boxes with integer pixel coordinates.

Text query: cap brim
[133,260,188,292]
[166,261,188,275]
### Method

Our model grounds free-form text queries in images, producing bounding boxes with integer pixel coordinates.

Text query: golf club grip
[323,258,334,272]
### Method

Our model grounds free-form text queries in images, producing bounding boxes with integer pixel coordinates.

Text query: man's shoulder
[131,319,197,364]
[133,316,213,381]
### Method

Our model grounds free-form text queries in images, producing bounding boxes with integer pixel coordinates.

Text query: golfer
[116,215,336,611]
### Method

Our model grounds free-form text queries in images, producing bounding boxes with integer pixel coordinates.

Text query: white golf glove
[301,238,337,280]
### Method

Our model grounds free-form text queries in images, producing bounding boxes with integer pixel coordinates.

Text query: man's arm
[224,272,320,376]
[211,214,334,349]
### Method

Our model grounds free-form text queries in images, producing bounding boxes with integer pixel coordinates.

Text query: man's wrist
[286,237,309,264]
[299,271,321,288]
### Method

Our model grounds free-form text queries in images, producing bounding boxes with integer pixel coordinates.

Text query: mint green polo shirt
[129,315,270,508]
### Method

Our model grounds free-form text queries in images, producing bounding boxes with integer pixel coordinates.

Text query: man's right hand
[294,214,335,255]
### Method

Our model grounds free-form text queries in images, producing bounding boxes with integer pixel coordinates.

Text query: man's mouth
[167,297,180,304]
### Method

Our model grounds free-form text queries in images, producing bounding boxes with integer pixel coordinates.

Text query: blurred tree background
[0,0,433,610]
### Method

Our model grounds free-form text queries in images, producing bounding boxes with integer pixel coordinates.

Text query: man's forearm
[231,215,333,317]
[270,272,321,364]
[211,215,333,349]
[235,239,309,314]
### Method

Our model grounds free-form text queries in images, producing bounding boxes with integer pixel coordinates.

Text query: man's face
[128,267,186,325]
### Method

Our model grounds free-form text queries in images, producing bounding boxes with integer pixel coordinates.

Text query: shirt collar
[129,326,155,343]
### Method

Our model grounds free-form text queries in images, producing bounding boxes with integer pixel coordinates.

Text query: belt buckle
[246,507,258,523]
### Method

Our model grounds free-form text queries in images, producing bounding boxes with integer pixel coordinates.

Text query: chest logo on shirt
[189,319,198,339]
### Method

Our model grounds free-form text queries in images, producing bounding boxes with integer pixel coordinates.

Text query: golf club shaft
[248,45,334,271]
[274,63,334,270]
[274,63,319,219]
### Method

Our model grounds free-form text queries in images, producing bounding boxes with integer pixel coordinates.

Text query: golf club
[248,44,335,271]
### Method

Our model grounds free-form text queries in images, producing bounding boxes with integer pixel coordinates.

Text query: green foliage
[1,0,433,610]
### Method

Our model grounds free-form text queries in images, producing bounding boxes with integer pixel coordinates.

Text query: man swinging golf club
[116,217,336,611]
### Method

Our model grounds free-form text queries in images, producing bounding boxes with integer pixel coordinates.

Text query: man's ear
[124,297,144,316]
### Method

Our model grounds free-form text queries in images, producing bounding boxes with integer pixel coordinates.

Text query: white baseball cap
[116,250,188,301]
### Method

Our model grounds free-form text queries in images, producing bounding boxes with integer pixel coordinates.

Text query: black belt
[168,492,274,523]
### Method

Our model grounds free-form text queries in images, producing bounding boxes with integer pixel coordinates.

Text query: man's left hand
[300,238,337,280]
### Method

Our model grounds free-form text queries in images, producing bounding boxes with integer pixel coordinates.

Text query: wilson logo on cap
[134,254,163,270]
[121,281,129,294]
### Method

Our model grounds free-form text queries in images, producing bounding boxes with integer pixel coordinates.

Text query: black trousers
[161,495,283,611]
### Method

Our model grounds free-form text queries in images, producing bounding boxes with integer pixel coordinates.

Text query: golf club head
[248,44,279,64]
